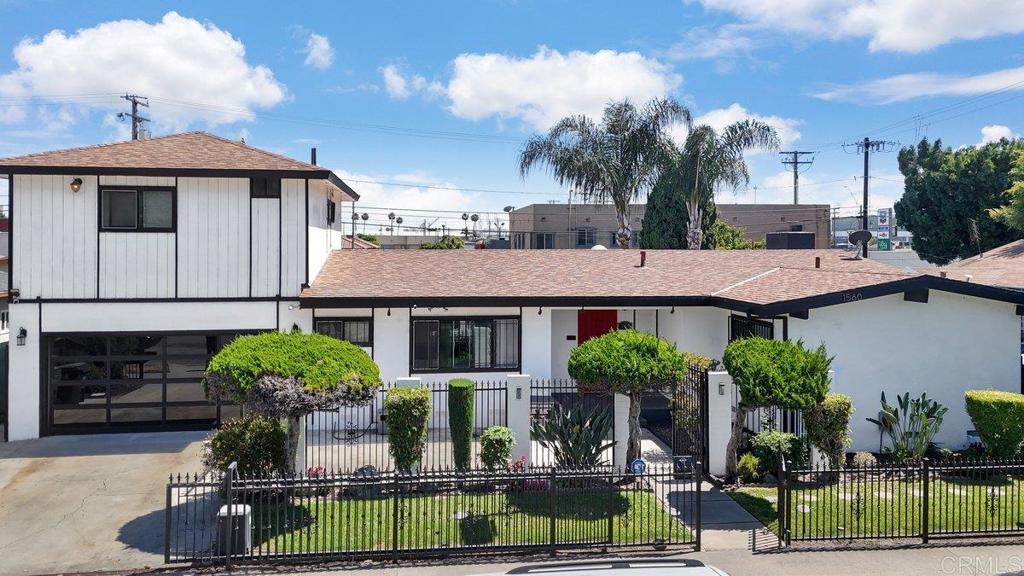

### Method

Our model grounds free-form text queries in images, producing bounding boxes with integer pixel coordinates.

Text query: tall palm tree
[519,98,691,248]
[665,120,780,249]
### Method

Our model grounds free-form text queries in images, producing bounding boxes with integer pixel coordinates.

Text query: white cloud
[303,33,334,70]
[380,64,410,100]
[445,47,682,130]
[978,124,1017,145]
[813,65,1024,104]
[665,23,763,61]
[693,0,1024,52]
[0,12,287,130]
[668,103,801,153]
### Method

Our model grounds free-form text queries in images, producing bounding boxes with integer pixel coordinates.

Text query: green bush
[202,415,287,475]
[852,451,876,466]
[385,387,432,472]
[737,453,762,483]
[531,403,615,470]
[866,391,948,462]
[723,337,831,411]
[448,379,475,470]
[965,389,1024,457]
[480,426,516,471]
[804,393,854,469]
[750,430,807,474]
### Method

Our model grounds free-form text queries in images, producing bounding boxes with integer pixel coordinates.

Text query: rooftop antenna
[118,94,150,140]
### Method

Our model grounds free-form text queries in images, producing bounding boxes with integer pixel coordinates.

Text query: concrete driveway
[0,432,206,575]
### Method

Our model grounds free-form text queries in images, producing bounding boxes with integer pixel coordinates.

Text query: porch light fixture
[718,383,726,396]
[670,306,675,314]
[69,178,83,193]
[16,327,27,346]
[387,307,391,317]
[537,307,542,315]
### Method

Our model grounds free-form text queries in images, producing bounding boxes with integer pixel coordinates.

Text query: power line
[844,138,899,257]
[779,151,814,203]
[117,94,149,140]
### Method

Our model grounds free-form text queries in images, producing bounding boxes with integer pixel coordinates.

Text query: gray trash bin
[217,504,252,557]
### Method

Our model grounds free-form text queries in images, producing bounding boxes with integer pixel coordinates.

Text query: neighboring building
[509,202,832,249]
[301,248,1024,452]
[833,213,913,249]
[0,132,359,440]
[940,239,1024,289]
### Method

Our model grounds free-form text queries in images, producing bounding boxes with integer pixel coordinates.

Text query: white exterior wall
[99,233,175,298]
[307,179,344,282]
[788,291,1020,452]
[177,177,250,298]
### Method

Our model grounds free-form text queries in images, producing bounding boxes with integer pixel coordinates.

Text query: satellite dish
[849,230,873,245]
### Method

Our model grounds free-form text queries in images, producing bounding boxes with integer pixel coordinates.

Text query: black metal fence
[529,379,615,468]
[778,458,1024,545]
[731,383,807,451]
[303,380,508,473]
[672,364,709,473]
[166,462,701,565]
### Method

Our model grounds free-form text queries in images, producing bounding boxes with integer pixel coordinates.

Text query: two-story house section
[0,132,359,440]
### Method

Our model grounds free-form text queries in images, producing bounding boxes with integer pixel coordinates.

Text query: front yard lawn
[247,488,689,552]
[729,473,1024,539]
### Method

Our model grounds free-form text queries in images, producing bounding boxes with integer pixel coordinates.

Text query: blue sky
[2,1,1024,233]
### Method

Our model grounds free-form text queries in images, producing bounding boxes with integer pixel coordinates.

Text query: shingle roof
[940,240,1024,289]
[302,248,954,313]
[0,131,359,199]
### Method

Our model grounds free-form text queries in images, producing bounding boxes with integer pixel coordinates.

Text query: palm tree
[519,98,691,248]
[666,120,780,249]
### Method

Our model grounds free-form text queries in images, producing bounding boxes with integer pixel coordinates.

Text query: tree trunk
[284,415,302,475]
[686,194,703,250]
[724,406,746,479]
[615,206,632,249]
[626,392,643,467]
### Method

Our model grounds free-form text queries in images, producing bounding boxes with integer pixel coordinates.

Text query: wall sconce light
[17,327,27,346]
[69,178,83,193]
[718,382,726,396]
[537,307,542,315]
[670,306,675,314]
[386,307,392,317]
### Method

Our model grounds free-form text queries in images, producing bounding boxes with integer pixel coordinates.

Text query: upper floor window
[100,188,174,232]
[250,177,281,198]
[576,227,596,247]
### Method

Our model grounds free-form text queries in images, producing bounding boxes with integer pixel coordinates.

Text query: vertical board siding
[13,174,98,299]
[280,179,305,296]
[250,198,280,297]
[307,180,333,281]
[98,233,175,298]
[177,177,249,297]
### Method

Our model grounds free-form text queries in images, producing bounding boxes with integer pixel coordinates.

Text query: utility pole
[779,151,814,204]
[118,94,150,140]
[846,137,898,257]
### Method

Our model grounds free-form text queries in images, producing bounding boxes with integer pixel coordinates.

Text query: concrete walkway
[0,431,206,576]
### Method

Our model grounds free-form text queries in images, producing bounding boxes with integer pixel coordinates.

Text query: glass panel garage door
[45,332,244,435]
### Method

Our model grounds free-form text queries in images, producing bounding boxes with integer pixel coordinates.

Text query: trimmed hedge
[448,379,475,470]
[568,330,709,393]
[804,393,854,468]
[202,415,287,474]
[723,337,831,410]
[480,426,516,471]
[965,389,1024,457]
[385,387,432,471]
[750,430,807,474]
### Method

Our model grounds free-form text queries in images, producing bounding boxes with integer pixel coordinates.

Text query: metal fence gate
[671,363,709,474]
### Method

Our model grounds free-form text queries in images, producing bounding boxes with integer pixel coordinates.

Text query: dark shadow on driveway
[0,431,207,459]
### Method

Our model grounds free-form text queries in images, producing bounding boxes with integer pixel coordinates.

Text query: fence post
[694,460,702,551]
[164,479,172,564]
[392,472,401,562]
[549,468,557,555]
[776,459,785,548]
[223,462,236,568]
[612,394,630,470]
[606,469,614,545]
[506,374,532,466]
[921,458,930,544]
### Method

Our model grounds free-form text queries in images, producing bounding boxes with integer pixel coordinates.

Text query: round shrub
[750,430,807,474]
[480,426,516,471]
[804,393,854,469]
[723,337,831,411]
[385,387,432,472]
[852,451,877,467]
[737,453,761,483]
[202,415,287,475]
[448,379,475,470]
[965,389,1024,457]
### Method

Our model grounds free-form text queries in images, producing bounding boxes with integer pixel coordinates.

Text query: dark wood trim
[173,177,179,298]
[2,165,334,178]
[97,185,177,233]
[304,179,309,286]
[790,309,809,320]
[6,173,12,301]
[904,288,929,303]
[1017,305,1024,316]
[408,315,522,375]
[21,296,292,304]
[277,194,283,299]
[249,177,281,199]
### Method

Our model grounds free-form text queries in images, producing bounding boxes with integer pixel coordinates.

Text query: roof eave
[328,172,360,201]
[0,165,336,179]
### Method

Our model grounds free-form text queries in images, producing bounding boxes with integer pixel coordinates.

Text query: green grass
[729,474,1024,539]
[248,488,689,552]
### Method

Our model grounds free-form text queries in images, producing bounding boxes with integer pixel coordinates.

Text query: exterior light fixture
[537,307,542,315]
[387,307,391,317]
[16,327,27,346]
[670,306,675,314]
[69,178,83,193]
[718,383,726,396]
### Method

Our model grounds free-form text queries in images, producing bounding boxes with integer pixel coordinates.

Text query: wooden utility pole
[118,94,149,140]
[779,151,814,204]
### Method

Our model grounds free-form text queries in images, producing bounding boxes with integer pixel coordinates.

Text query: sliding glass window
[410,317,519,373]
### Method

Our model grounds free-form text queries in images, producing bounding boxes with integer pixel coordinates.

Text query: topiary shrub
[750,430,807,475]
[448,379,476,470]
[202,415,287,475]
[965,389,1024,458]
[804,393,854,469]
[737,453,761,483]
[722,337,831,477]
[205,331,381,470]
[480,426,515,471]
[385,387,432,472]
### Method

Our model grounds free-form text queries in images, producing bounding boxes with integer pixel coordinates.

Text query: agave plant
[866,391,948,462]
[531,403,616,470]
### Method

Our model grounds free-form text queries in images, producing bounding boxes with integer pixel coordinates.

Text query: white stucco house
[2,134,1022,456]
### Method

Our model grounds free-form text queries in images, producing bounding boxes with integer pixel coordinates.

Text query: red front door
[577,310,619,345]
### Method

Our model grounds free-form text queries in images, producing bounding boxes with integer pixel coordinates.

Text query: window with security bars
[315,319,373,347]
[728,315,775,341]
[411,317,520,372]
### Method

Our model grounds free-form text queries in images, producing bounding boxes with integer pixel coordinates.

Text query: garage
[43,331,243,435]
